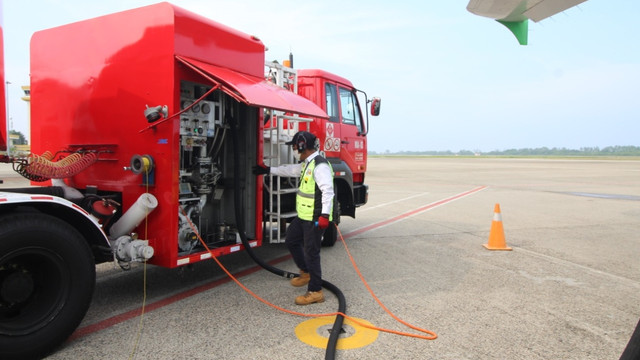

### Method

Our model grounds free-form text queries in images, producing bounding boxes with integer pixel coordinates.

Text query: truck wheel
[0,213,96,360]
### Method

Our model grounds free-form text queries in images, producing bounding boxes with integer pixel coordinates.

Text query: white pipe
[109,193,158,238]
[51,179,84,201]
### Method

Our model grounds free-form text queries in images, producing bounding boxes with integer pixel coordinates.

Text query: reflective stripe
[297,190,315,199]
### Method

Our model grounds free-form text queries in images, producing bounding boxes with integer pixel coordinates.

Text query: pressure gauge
[192,103,201,113]
[201,102,211,114]
[181,100,193,111]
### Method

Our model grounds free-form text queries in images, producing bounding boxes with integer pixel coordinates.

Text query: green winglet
[497,19,529,45]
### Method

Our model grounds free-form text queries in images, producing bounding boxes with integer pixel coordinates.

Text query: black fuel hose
[319,279,346,360]
[229,117,345,360]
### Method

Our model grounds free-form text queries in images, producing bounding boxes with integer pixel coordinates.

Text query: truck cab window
[339,87,363,133]
[325,83,339,123]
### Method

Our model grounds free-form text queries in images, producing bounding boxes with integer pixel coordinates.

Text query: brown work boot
[295,290,324,305]
[290,271,310,287]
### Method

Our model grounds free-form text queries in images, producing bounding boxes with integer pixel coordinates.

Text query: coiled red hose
[23,151,98,180]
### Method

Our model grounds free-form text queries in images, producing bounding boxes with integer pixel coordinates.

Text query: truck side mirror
[370,97,381,116]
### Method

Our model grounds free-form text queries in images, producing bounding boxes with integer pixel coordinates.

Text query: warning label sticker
[324,122,340,152]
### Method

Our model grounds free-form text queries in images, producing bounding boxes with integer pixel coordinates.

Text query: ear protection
[291,131,317,152]
[296,136,307,151]
[297,136,307,151]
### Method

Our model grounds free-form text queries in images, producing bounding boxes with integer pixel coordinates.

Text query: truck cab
[297,69,370,218]
[261,64,380,245]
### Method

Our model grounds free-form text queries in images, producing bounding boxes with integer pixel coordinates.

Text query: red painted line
[68,253,293,342]
[69,186,485,341]
[343,186,487,239]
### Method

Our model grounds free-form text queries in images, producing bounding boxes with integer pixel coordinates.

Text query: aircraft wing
[467,0,588,45]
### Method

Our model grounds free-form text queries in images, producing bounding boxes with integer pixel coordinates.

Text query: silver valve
[144,105,168,123]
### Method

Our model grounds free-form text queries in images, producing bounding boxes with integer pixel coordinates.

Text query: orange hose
[180,206,437,342]
[335,225,437,340]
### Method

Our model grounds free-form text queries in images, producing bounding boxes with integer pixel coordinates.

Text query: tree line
[371,145,640,156]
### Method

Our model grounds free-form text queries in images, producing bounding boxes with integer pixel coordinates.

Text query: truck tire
[0,213,96,360]
[321,222,338,247]
[321,201,340,247]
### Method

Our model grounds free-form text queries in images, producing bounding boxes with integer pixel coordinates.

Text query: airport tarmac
[2,157,639,359]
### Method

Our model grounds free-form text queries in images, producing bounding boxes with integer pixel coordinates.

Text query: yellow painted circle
[295,316,379,350]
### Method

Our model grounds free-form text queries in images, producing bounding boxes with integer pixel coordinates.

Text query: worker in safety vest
[253,131,334,305]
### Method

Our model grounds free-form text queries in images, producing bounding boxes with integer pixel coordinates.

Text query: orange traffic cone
[483,204,512,251]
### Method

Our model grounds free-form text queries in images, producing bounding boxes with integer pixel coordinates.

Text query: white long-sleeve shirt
[270,151,334,215]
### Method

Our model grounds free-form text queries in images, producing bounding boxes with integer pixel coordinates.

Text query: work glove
[316,214,330,229]
[252,164,270,175]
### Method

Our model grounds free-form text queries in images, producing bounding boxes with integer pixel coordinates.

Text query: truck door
[337,86,366,173]
[323,83,342,158]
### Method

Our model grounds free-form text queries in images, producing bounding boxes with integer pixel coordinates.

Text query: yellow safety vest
[296,156,333,221]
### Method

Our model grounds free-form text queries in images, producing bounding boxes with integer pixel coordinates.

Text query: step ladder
[263,61,312,243]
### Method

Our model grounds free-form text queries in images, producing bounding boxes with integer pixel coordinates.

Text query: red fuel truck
[0,2,379,359]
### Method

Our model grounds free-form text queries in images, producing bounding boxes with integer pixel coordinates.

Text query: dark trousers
[285,217,325,292]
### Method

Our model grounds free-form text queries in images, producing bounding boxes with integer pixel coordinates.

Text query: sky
[2,0,639,153]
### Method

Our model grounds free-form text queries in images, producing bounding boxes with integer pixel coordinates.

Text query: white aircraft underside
[466,0,588,44]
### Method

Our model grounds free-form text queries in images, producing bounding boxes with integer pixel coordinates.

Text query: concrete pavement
[3,157,639,359]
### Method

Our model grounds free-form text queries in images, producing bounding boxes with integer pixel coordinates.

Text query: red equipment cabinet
[29,2,325,268]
